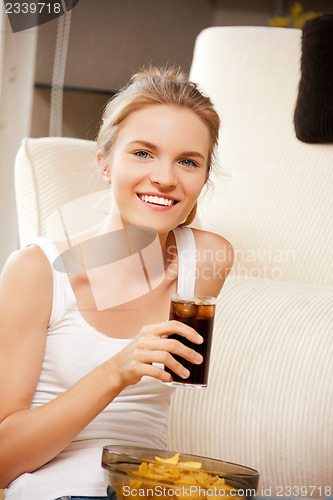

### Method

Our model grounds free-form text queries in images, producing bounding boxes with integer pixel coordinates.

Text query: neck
[93,212,176,271]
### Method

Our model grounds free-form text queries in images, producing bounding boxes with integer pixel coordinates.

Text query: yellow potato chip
[174,473,198,486]
[138,462,149,474]
[177,461,202,469]
[128,479,142,489]
[155,465,181,478]
[122,452,241,500]
[155,452,179,464]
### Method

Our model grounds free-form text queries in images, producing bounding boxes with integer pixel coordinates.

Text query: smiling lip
[136,193,180,211]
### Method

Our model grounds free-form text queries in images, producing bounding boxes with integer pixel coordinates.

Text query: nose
[149,160,177,188]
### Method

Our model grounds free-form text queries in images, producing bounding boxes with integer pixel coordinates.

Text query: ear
[97,151,111,184]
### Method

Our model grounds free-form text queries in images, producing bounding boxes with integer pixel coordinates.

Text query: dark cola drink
[164,294,216,388]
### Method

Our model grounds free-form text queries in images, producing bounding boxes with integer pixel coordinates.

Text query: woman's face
[105,104,210,234]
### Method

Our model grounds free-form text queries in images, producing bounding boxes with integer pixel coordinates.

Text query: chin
[144,222,176,234]
[124,215,180,232]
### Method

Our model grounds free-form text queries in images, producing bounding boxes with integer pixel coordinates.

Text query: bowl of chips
[102,446,259,500]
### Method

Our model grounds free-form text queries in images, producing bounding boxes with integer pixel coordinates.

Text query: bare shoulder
[1,244,52,286]
[191,228,234,259]
[0,245,53,326]
[191,228,234,297]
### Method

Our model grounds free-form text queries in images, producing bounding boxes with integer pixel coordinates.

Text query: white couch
[14,27,332,497]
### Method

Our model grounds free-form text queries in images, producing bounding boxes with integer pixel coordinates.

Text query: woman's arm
[0,246,202,488]
[0,246,125,487]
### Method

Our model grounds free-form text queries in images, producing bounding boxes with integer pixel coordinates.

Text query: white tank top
[5,227,197,500]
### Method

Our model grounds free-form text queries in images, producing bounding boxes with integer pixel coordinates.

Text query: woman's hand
[114,320,204,388]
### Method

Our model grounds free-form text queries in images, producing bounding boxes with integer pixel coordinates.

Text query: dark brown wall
[31,0,332,140]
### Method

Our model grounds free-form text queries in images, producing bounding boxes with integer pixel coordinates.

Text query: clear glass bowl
[102,445,259,499]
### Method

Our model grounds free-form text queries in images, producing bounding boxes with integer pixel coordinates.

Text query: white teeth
[139,194,174,206]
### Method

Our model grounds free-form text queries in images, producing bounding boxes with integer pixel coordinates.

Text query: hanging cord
[49,0,73,137]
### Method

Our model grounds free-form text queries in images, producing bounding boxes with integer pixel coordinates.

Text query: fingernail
[197,335,203,343]
[195,353,203,363]
[182,368,190,378]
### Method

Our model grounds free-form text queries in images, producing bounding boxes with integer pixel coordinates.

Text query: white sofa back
[15,137,107,247]
[191,27,332,287]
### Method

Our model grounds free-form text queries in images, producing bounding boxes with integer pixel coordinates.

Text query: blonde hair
[96,67,220,225]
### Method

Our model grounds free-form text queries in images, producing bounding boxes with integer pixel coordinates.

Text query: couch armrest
[168,275,332,496]
[14,137,108,247]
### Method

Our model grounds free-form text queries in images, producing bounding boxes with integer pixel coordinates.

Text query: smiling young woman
[0,67,233,500]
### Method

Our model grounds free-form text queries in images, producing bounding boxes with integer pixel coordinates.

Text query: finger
[144,363,173,383]
[144,321,203,344]
[139,338,203,366]
[164,320,204,345]
[136,350,192,380]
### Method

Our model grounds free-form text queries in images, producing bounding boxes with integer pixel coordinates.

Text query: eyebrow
[181,151,205,160]
[128,140,156,149]
[128,140,206,161]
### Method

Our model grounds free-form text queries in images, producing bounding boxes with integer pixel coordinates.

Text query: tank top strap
[172,227,197,296]
[27,236,61,266]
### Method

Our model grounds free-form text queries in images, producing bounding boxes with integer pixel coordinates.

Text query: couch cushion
[15,137,110,247]
[168,274,333,494]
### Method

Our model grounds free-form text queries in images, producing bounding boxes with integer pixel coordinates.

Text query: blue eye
[134,150,150,159]
[180,158,198,168]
